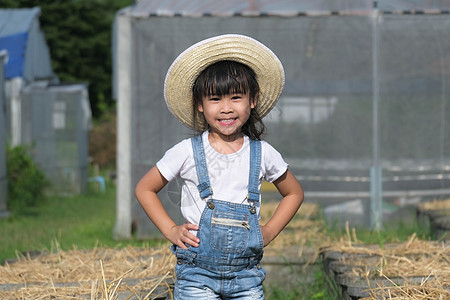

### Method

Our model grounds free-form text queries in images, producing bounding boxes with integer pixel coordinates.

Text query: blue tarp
[0,32,28,79]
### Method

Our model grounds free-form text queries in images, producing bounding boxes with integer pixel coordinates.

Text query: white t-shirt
[156,131,288,226]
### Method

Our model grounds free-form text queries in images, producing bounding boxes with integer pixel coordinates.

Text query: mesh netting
[20,85,91,195]
[115,9,450,237]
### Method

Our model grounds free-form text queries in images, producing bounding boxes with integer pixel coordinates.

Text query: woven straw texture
[164,34,285,131]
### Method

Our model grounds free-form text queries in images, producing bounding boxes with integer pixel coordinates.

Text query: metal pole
[371,2,383,230]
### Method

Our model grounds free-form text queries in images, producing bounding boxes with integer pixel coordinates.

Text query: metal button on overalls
[207,201,215,209]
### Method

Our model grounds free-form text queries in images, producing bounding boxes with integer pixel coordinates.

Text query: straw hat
[164,34,285,131]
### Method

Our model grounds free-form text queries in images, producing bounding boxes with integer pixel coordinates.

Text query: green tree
[0,0,134,118]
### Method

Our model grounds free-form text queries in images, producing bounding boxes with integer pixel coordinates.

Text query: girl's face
[198,92,256,141]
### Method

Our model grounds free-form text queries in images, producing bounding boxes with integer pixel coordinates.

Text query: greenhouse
[0,7,92,195]
[20,84,92,195]
[113,0,450,238]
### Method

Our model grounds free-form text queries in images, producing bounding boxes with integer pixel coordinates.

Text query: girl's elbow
[293,184,304,206]
[134,181,143,198]
[298,190,305,204]
[134,181,150,202]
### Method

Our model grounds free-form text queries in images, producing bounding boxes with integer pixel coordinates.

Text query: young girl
[135,34,304,299]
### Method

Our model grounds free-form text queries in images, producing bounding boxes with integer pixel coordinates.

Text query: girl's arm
[135,166,200,249]
[260,169,304,247]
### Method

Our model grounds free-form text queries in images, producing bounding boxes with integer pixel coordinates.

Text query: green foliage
[310,268,340,300]
[6,145,49,213]
[0,0,135,119]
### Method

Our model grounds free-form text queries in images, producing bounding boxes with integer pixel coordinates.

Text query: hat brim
[164,34,285,131]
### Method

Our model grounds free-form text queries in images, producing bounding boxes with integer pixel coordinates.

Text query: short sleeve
[261,141,288,183]
[156,139,191,182]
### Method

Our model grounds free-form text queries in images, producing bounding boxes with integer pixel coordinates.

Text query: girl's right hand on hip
[167,223,200,249]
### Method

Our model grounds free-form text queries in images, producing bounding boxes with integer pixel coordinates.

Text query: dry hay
[322,226,450,300]
[0,202,324,299]
[260,201,319,224]
[0,243,175,299]
[418,198,450,211]
[260,202,330,251]
[361,277,450,300]
[416,198,450,241]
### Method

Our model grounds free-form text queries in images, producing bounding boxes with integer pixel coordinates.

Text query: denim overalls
[172,135,265,299]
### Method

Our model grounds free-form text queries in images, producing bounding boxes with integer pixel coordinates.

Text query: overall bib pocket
[210,210,250,253]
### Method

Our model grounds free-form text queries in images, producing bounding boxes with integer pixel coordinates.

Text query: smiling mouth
[218,118,238,125]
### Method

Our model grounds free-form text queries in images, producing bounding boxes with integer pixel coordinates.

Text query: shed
[0,7,92,196]
[0,7,55,82]
[20,83,92,195]
[0,7,58,143]
[0,50,8,218]
[114,0,450,238]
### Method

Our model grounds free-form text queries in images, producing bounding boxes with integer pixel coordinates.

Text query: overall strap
[191,135,262,202]
[191,135,213,199]
[247,139,261,202]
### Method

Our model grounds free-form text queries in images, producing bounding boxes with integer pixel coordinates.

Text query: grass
[0,178,161,263]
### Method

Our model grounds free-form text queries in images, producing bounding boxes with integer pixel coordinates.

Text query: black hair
[192,60,266,140]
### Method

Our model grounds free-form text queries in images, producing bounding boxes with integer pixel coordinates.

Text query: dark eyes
[208,95,242,101]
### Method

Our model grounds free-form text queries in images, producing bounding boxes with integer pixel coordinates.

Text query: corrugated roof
[128,0,373,17]
[377,0,450,11]
[126,0,450,17]
[0,7,41,36]
[0,7,56,82]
